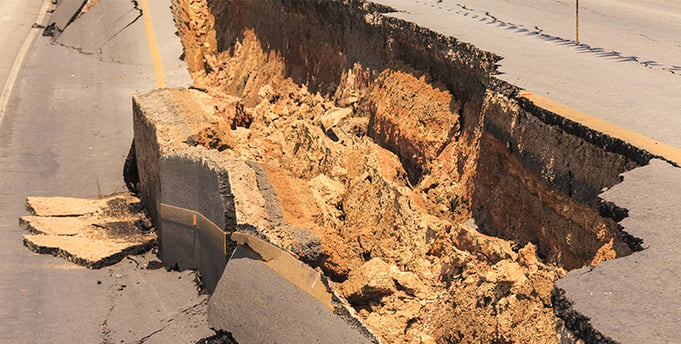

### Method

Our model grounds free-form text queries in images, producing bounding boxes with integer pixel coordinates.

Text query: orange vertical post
[576,0,580,43]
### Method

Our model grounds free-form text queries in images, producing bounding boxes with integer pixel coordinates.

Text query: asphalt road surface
[0,1,209,343]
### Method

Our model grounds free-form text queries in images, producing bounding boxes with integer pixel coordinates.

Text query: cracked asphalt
[0,0,209,342]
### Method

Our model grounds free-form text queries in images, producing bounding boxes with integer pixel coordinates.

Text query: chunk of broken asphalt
[20,193,156,269]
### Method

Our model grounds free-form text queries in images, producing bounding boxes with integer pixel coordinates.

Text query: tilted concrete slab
[158,153,233,292]
[44,0,86,37]
[55,0,144,64]
[209,242,375,344]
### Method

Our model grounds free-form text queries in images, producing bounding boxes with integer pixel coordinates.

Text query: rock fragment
[309,174,345,207]
[319,107,352,131]
[484,260,527,287]
[453,222,517,263]
[390,266,428,297]
[342,257,396,304]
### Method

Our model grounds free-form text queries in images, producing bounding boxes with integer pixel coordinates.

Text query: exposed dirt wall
[206,0,391,97]
[474,92,638,269]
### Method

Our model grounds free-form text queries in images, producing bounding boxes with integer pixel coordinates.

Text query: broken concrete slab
[20,216,93,236]
[20,192,156,269]
[43,0,87,37]
[208,236,377,344]
[25,192,142,217]
[55,0,147,65]
[158,153,233,292]
[555,159,681,343]
[23,234,154,269]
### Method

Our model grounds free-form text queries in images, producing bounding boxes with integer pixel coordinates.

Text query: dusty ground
[169,1,573,343]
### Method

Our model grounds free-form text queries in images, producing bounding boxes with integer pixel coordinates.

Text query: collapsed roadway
[3,0,680,343]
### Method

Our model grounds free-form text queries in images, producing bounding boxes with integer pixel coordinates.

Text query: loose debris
[21,192,156,269]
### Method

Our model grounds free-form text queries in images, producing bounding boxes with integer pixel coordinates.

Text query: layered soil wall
[150,0,653,342]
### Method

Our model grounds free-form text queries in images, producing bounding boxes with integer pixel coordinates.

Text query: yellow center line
[520,91,681,166]
[140,0,166,89]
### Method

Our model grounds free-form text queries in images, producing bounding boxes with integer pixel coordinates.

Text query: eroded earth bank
[135,0,649,342]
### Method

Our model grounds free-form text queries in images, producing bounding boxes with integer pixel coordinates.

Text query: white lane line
[0,0,51,124]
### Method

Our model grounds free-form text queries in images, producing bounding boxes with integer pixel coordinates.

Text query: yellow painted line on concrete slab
[159,203,335,309]
[520,91,681,165]
[231,232,335,310]
[160,203,227,255]
[140,0,166,89]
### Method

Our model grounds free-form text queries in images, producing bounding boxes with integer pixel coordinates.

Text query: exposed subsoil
[167,1,635,343]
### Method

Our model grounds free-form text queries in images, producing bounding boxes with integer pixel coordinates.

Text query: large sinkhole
[171,0,644,342]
